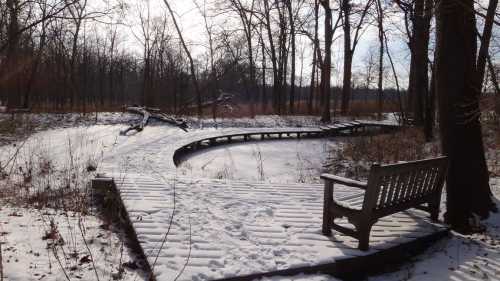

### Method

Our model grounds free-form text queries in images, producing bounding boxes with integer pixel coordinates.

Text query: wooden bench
[322,156,448,251]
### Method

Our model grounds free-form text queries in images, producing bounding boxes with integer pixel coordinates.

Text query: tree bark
[411,0,431,126]
[286,0,296,114]
[375,0,384,120]
[436,0,496,231]
[320,0,332,122]
[341,0,351,115]
[308,0,320,115]
[263,0,279,113]
[476,0,498,91]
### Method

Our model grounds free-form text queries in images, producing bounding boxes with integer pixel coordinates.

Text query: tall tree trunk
[163,0,202,117]
[384,31,404,123]
[24,9,48,109]
[308,0,320,115]
[436,0,496,232]
[411,0,429,125]
[376,0,384,120]
[476,0,498,91]
[5,0,20,107]
[320,0,332,122]
[341,0,351,114]
[263,0,279,113]
[260,30,267,112]
[286,0,296,114]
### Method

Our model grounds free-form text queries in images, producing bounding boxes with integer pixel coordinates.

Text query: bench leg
[429,194,442,222]
[322,181,334,236]
[356,222,374,251]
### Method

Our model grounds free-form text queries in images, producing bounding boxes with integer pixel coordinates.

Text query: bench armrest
[320,173,367,189]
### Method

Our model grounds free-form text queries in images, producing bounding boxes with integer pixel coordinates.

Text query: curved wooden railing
[172,120,399,166]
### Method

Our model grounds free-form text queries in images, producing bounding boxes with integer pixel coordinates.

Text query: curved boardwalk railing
[173,120,399,166]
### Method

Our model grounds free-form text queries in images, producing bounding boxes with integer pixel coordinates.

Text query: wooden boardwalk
[94,175,447,281]
[173,120,398,165]
[93,120,450,280]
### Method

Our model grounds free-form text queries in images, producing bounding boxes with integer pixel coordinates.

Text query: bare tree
[193,0,217,119]
[163,0,202,117]
[227,0,257,116]
[320,0,332,122]
[340,0,373,114]
[285,0,296,114]
[375,0,384,120]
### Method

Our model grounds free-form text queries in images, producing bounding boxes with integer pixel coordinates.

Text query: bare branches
[163,0,202,118]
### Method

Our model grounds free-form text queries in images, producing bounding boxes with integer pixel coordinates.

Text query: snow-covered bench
[321,156,448,250]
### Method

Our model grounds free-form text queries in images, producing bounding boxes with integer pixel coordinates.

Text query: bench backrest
[362,156,448,216]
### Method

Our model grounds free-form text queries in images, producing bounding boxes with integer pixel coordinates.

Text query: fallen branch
[177,92,234,115]
[120,106,188,135]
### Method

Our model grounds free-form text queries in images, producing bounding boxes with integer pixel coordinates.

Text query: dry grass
[327,128,441,180]
[0,124,146,281]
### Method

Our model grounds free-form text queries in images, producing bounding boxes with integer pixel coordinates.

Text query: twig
[78,216,100,281]
[148,169,177,279]
[174,216,192,281]
[0,241,3,281]
[52,245,71,281]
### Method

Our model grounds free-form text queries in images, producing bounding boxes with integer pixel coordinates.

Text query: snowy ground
[178,139,341,183]
[0,113,499,281]
[0,206,148,281]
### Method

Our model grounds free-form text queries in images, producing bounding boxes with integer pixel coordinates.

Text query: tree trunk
[376,0,384,120]
[286,0,296,114]
[320,0,332,122]
[263,0,279,113]
[308,0,320,115]
[436,0,496,231]
[24,10,48,109]
[163,0,202,117]
[260,30,267,112]
[476,0,498,91]
[5,0,21,107]
[411,0,430,125]
[341,0,351,115]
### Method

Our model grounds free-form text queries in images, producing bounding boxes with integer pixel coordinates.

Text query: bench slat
[322,156,448,250]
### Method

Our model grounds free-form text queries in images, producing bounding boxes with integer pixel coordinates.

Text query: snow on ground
[0,206,148,281]
[367,178,500,281]
[0,115,342,281]
[0,114,498,281]
[178,139,341,183]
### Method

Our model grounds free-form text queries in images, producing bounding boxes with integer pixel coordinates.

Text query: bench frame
[322,156,448,251]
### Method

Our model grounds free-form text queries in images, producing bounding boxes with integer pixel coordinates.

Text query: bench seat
[322,157,448,250]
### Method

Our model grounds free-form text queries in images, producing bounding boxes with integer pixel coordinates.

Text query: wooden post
[322,180,334,235]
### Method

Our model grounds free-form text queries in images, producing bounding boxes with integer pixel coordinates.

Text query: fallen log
[120,106,188,135]
[177,92,234,115]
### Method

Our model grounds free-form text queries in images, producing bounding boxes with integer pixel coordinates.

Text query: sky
[84,0,500,90]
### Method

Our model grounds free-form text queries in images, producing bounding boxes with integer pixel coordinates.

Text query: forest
[0,0,499,280]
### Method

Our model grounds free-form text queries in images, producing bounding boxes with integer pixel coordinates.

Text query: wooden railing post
[322,180,334,236]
